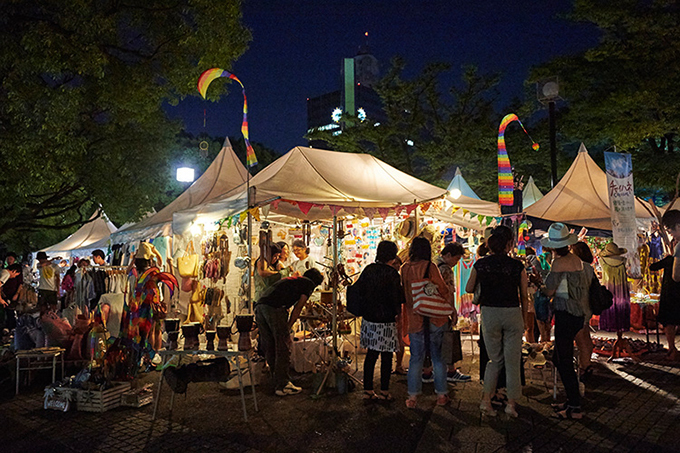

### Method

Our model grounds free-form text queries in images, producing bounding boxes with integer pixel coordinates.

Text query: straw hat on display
[599,242,627,265]
[540,222,579,249]
[397,217,418,240]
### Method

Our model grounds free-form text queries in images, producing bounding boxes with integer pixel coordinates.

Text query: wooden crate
[121,384,154,408]
[44,387,78,412]
[77,382,131,412]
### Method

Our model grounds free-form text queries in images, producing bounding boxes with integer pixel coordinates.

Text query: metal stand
[152,348,258,422]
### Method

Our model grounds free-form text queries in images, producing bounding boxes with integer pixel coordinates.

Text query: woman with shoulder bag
[466,225,528,418]
[400,237,453,408]
[541,223,591,420]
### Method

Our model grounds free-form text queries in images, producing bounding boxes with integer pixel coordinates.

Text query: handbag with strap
[411,262,453,317]
[177,240,199,278]
[589,276,614,315]
[441,323,463,365]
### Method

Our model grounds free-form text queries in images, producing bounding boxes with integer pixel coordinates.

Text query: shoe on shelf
[421,372,434,383]
[447,369,471,383]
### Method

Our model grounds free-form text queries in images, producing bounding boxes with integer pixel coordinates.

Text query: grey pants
[481,306,524,400]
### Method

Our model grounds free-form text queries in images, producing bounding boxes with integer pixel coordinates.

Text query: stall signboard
[604,151,640,277]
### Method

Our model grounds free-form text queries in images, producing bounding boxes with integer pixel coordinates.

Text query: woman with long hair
[400,236,453,408]
[570,241,596,377]
[254,243,283,301]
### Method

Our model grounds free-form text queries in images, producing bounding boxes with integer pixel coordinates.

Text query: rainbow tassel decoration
[197,68,258,167]
[497,114,539,206]
[517,220,528,256]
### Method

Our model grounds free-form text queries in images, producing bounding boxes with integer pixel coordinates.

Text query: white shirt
[38,262,60,291]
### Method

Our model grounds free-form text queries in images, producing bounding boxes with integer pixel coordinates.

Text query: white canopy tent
[525,143,655,230]
[173,146,451,232]
[426,193,501,231]
[41,211,117,259]
[522,176,544,209]
[446,167,480,200]
[111,138,249,243]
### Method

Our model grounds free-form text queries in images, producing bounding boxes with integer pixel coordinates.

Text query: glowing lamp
[451,188,462,200]
[177,167,195,182]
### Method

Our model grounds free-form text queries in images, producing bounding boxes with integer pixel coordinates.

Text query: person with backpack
[352,240,403,401]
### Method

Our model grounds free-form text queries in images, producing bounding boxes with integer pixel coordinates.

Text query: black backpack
[589,276,614,315]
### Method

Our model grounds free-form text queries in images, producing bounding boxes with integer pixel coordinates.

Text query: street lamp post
[537,78,560,188]
[548,100,557,188]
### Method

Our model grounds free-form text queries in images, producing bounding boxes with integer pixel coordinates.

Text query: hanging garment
[598,258,631,332]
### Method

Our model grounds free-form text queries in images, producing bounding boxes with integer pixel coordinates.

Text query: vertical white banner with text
[605,151,639,277]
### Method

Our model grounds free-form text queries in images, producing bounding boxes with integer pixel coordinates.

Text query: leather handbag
[441,324,463,365]
[178,241,199,278]
[181,277,195,293]
[411,262,453,317]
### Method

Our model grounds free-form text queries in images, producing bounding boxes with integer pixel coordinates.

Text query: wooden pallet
[77,382,131,412]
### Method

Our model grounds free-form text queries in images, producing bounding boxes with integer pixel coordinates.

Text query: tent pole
[247,184,253,314]
[332,215,338,353]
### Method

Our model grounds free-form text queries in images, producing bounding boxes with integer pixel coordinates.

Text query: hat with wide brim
[600,242,627,258]
[540,222,579,248]
[398,217,417,240]
[36,251,49,261]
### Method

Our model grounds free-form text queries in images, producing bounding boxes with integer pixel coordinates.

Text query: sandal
[551,402,568,412]
[553,407,583,420]
[436,394,451,406]
[479,401,497,416]
[405,396,417,409]
[363,391,379,401]
[392,368,408,375]
[377,391,395,401]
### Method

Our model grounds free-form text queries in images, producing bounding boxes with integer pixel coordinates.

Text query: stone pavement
[3,336,680,453]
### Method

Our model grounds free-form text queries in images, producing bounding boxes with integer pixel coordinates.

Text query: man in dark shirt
[255,268,324,396]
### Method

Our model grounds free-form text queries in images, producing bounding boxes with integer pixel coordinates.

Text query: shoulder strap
[423,261,431,280]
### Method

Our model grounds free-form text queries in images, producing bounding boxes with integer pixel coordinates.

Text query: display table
[15,348,65,395]
[630,292,660,344]
[152,348,258,422]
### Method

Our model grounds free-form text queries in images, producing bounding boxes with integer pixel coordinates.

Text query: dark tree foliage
[0,0,251,250]
[529,0,680,198]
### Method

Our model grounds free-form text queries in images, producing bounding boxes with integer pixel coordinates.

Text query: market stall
[40,211,118,261]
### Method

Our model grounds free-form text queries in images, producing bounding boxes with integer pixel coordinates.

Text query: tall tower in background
[306,35,386,148]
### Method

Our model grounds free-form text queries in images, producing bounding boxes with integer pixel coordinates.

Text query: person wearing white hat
[540,223,590,420]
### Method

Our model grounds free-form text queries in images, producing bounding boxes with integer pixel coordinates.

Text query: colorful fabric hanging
[498,113,539,206]
[197,68,258,167]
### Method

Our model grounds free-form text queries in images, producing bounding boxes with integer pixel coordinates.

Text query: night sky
[167,1,599,155]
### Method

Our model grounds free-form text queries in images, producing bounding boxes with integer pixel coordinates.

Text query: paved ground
[2,332,680,453]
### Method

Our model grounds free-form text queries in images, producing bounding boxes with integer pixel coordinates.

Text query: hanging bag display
[178,240,199,278]
[411,262,453,317]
